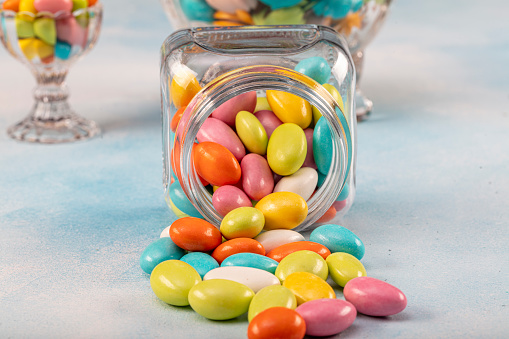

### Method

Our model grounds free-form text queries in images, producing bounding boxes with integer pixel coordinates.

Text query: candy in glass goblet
[0,0,102,143]
[160,0,391,121]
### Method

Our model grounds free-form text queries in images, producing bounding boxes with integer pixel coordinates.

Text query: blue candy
[169,180,203,219]
[313,0,353,19]
[351,0,363,12]
[180,252,219,278]
[337,183,349,201]
[313,117,333,175]
[180,0,214,22]
[317,171,327,188]
[55,40,72,60]
[140,237,185,274]
[310,224,365,260]
[295,57,332,85]
[258,0,302,10]
[221,253,279,274]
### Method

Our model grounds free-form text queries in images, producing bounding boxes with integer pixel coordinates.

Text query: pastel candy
[313,0,351,19]
[221,253,279,274]
[247,285,297,322]
[220,207,265,240]
[254,229,305,253]
[248,307,306,339]
[266,90,312,129]
[15,17,34,39]
[326,252,366,287]
[150,260,201,306]
[19,38,53,60]
[275,250,328,282]
[193,142,241,186]
[296,299,356,336]
[255,192,308,230]
[212,185,252,217]
[19,0,37,17]
[211,238,265,264]
[254,97,271,113]
[169,180,203,219]
[282,272,335,305]
[313,117,333,175]
[236,111,268,155]
[254,110,282,138]
[258,0,301,11]
[203,266,280,293]
[170,217,222,251]
[56,16,87,47]
[267,241,331,262]
[167,196,191,219]
[71,0,87,11]
[241,154,274,201]
[302,128,317,169]
[180,252,219,278]
[159,225,171,238]
[344,277,407,316]
[313,83,344,124]
[33,0,73,14]
[317,171,326,187]
[33,17,56,45]
[54,40,71,59]
[139,237,185,274]
[295,57,331,84]
[273,167,318,201]
[352,0,363,12]
[337,182,349,201]
[197,117,246,161]
[188,279,255,320]
[267,123,307,176]
[180,0,214,21]
[310,224,365,260]
[211,91,257,126]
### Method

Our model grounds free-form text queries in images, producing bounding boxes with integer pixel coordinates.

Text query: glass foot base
[355,89,373,122]
[7,115,100,144]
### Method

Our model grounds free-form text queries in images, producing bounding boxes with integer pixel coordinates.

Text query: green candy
[16,17,34,39]
[267,123,307,176]
[275,250,329,282]
[72,0,88,11]
[220,207,265,240]
[326,252,366,287]
[235,110,268,155]
[188,279,254,320]
[33,18,56,46]
[247,285,297,322]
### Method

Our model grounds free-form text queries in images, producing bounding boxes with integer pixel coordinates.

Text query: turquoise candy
[295,57,331,85]
[313,117,333,175]
[337,183,349,201]
[180,0,214,21]
[169,180,203,219]
[55,41,71,60]
[351,0,363,12]
[313,0,353,19]
[317,171,326,188]
[310,224,365,260]
[221,253,279,274]
[181,252,219,278]
[140,237,186,274]
[258,0,302,10]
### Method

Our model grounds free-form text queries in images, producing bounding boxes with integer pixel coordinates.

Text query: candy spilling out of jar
[2,0,99,63]
[142,220,407,337]
[169,56,349,227]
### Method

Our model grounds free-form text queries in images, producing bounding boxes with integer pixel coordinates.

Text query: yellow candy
[254,97,271,112]
[235,110,268,155]
[266,90,312,129]
[166,196,190,218]
[275,250,328,282]
[282,272,335,305]
[18,0,36,21]
[313,84,345,125]
[248,285,297,322]
[220,207,265,240]
[326,252,366,287]
[255,192,307,230]
[18,38,54,60]
[169,67,201,109]
[267,123,306,176]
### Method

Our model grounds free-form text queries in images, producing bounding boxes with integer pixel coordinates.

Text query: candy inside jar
[161,26,356,231]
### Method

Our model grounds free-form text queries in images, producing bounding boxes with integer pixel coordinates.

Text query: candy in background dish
[160,0,392,121]
[0,0,102,143]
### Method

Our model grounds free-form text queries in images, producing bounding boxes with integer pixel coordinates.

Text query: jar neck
[176,65,352,229]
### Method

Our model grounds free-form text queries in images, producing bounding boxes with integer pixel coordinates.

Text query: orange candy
[193,142,241,186]
[316,205,336,223]
[266,241,331,262]
[2,0,20,11]
[169,217,222,252]
[171,106,186,132]
[88,0,99,6]
[247,307,306,339]
[211,238,265,264]
[172,139,209,186]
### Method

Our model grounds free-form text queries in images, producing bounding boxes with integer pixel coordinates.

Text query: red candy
[169,217,222,252]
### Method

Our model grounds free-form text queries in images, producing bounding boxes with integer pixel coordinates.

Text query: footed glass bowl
[160,0,391,121]
[0,0,102,143]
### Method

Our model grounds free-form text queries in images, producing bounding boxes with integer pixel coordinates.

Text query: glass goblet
[0,1,102,143]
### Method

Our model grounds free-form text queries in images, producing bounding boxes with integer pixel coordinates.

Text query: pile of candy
[141,218,407,338]
[1,0,99,63]
[168,56,351,226]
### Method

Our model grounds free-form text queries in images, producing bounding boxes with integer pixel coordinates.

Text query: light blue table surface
[1,0,508,337]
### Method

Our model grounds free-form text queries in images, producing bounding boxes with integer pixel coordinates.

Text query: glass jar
[161,25,356,232]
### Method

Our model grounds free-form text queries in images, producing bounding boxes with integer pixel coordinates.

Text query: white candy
[160,225,171,238]
[273,167,318,201]
[254,229,305,253]
[203,267,280,293]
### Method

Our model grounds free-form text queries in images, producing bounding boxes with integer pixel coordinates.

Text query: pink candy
[254,110,282,138]
[197,117,246,161]
[212,185,252,217]
[241,154,274,201]
[296,299,356,336]
[34,0,73,14]
[56,16,87,47]
[212,91,257,126]
[302,128,317,169]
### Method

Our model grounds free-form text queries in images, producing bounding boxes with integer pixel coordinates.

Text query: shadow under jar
[161,25,357,232]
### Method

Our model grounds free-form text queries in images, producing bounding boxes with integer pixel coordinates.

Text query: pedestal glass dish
[160,0,391,121]
[0,1,102,143]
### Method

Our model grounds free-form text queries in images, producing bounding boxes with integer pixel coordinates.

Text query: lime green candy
[247,285,297,322]
[326,252,366,287]
[236,110,268,155]
[254,97,271,113]
[275,250,328,282]
[150,260,202,306]
[72,0,88,11]
[33,18,56,46]
[220,207,265,240]
[267,123,307,176]
[16,17,34,39]
[189,279,255,320]
[312,84,345,125]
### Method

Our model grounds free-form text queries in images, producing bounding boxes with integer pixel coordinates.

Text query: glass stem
[32,69,73,121]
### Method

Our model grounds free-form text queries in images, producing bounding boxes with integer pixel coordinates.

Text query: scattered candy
[211,237,265,264]
[220,207,265,239]
[247,285,297,322]
[221,252,279,274]
[169,217,222,252]
[326,251,366,287]
[266,241,331,262]
[212,185,252,217]
[180,252,219,278]
[282,272,335,305]
[150,260,201,306]
[310,223,365,260]
[275,250,328,282]
[253,229,304,253]
[247,307,306,339]
[296,298,356,336]
[204,266,280,293]
[139,237,185,274]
